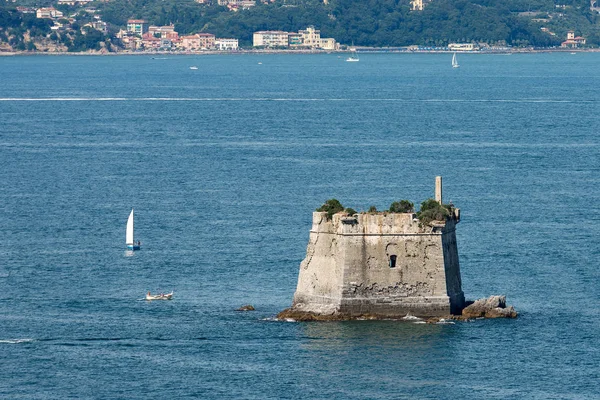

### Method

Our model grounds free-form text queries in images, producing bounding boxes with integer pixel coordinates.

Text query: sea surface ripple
[0,53,598,399]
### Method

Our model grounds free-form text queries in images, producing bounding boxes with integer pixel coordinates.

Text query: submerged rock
[461,295,518,319]
[276,308,386,321]
[236,304,256,311]
[277,308,348,321]
[277,296,518,322]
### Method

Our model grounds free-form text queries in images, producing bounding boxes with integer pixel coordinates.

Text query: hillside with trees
[1,0,599,51]
[0,4,116,51]
[98,0,600,46]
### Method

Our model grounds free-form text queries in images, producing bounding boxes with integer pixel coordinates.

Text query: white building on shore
[253,31,289,47]
[215,38,239,50]
[448,43,478,51]
[319,37,337,50]
[254,27,337,49]
[298,26,321,48]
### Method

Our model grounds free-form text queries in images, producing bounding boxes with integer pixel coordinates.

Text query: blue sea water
[0,53,599,399]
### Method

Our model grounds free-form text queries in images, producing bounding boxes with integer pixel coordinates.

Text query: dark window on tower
[389,255,397,268]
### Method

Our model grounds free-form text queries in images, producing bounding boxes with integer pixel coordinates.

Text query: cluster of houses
[194,0,276,12]
[252,27,338,50]
[216,0,258,11]
[17,6,108,34]
[118,21,338,52]
[117,20,239,51]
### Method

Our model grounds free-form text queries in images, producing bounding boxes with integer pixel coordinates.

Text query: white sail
[452,52,459,68]
[126,209,134,245]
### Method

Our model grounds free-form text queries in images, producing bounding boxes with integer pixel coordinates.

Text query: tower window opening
[389,255,397,268]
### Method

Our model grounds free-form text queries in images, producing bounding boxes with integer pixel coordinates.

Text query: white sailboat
[346,48,359,62]
[126,209,141,250]
[452,52,459,68]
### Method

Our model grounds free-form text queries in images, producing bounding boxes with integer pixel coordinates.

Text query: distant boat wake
[0,97,591,103]
[0,338,36,344]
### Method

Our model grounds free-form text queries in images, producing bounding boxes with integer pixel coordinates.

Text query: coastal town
[0,0,595,54]
[3,4,345,53]
[116,22,339,52]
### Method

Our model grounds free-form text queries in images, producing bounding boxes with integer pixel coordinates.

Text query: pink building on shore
[141,33,162,49]
[180,33,216,50]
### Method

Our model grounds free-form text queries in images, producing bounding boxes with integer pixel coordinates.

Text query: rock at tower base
[461,295,518,319]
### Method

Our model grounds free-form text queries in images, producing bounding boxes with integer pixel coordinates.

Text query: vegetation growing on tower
[389,200,415,213]
[416,198,453,225]
[316,199,345,220]
[317,197,457,226]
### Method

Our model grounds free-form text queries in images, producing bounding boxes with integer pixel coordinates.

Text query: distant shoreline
[1,47,599,56]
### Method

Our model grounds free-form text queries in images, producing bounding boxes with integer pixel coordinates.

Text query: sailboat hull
[127,245,140,251]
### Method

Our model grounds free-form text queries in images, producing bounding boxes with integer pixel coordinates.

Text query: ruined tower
[283,177,465,319]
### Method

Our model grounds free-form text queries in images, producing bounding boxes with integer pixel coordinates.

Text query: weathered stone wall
[441,219,464,314]
[290,211,465,318]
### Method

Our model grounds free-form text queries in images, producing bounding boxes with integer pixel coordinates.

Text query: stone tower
[282,177,465,319]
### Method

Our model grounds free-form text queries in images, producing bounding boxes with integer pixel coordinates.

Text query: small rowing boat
[146,291,173,301]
